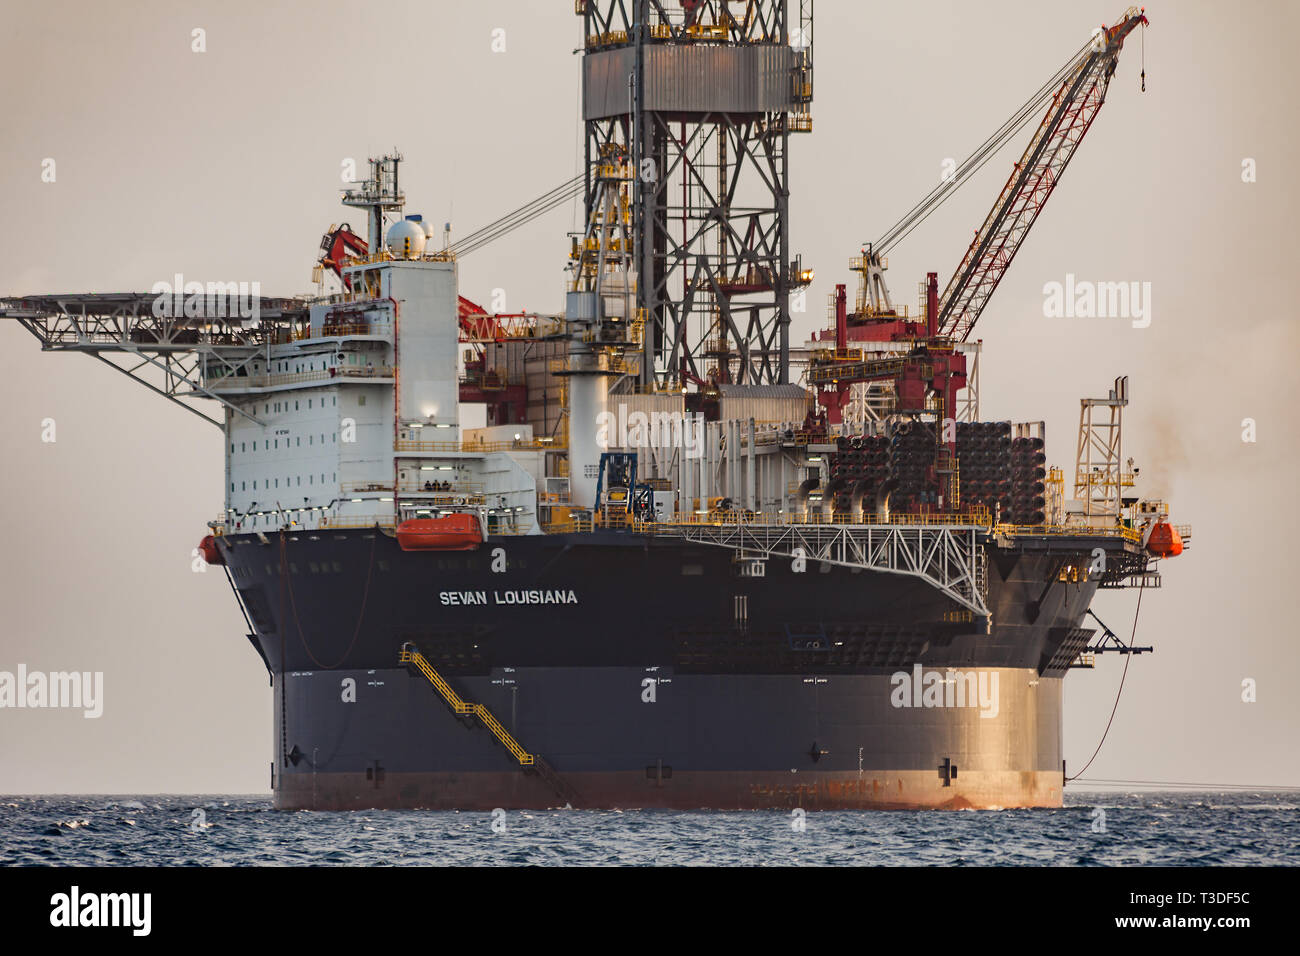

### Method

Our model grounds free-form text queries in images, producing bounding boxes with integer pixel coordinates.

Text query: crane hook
[1140,20,1146,92]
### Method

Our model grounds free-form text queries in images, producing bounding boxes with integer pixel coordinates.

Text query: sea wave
[0,792,1295,866]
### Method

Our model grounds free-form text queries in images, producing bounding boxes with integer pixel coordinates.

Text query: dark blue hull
[218,527,1116,809]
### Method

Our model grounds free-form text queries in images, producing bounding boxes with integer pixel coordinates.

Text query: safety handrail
[399,647,534,766]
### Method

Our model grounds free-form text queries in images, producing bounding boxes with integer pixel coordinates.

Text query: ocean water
[2,791,1296,866]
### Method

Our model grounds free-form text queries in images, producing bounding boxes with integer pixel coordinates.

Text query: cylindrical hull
[277,769,1066,811]
[272,665,1063,811]
[220,527,1112,811]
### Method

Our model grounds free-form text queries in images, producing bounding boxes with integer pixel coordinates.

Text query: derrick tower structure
[575,0,814,388]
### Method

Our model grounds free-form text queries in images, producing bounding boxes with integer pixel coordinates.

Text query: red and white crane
[812,7,1148,425]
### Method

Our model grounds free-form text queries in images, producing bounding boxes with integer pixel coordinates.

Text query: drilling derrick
[577,0,814,388]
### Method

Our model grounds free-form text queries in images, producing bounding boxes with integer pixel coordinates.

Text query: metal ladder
[398,644,584,808]
[398,645,533,766]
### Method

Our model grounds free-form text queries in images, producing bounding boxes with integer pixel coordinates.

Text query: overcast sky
[1,0,1296,793]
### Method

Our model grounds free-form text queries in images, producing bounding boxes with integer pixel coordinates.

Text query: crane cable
[1140,18,1146,92]
[451,174,586,257]
[1066,573,1147,782]
[455,180,585,257]
[872,37,1095,257]
[452,178,584,256]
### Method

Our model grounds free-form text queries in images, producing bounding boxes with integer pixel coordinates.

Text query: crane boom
[937,7,1147,341]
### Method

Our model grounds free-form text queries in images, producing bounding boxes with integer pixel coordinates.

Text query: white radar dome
[386,219,427,259]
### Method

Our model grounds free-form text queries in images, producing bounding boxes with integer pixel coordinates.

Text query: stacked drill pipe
[887,420,938,514]
[955,421,1012,519]
[1009,435,1047,525]
[829,433,891,518]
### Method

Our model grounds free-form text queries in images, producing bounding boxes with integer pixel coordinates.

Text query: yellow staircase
[398,645,534,766]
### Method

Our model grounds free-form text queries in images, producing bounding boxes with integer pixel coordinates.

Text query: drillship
[3,4,1184,810]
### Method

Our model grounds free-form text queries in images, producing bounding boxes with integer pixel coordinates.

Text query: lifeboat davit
[397,514,483,552]
[1145,520,1183,558]
[198,534,225,565]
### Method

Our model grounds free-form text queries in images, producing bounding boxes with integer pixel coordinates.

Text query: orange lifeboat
[1145,520,1183,558]
[396,514,483,552]
[198,534,225,565]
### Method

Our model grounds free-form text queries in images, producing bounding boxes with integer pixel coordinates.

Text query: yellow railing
[399,648,534,766]
[595,162,631,181]
[461,370,511,388]
[586,29,628,47]
[529,508,1143,540]
[293,323,392,341]
[544,516,593,535]
[997,522,1142,543]
[241,508,1141,542]
[640,510,994,530]
[341,250,455,266]
[620,381,686,395]
[809,348,865,363]
[1075,471,1138,488]
[685,22,728,40]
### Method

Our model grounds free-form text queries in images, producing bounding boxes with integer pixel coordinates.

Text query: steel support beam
[657,521,991,619]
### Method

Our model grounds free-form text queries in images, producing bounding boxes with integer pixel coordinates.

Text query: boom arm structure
[317,223,368,291]
[937,7,1147,341]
